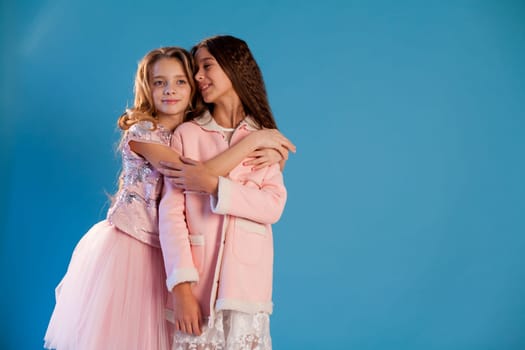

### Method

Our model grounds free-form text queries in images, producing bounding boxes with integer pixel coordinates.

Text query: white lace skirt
[172,310,271,350]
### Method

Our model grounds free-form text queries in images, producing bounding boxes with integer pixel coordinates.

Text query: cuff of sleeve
[210,176,233,215]
[166,267,199,292]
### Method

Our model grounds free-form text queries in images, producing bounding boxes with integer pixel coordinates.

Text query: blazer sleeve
[158,131,199,291]
[210,163,287,224]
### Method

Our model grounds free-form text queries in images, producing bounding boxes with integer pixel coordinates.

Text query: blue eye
[177,79,187,85]
[153,80,165,87]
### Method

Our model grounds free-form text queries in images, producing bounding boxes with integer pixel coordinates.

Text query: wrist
[172,282,192,296]
[208,176,219,195]
[248,131,263,151]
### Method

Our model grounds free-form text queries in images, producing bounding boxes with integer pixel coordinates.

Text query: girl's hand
[172,283,203,336]
[244,148,288,171]
[249,129,296,159]
[159,157,219,194]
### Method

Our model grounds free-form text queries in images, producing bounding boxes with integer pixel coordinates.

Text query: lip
[199,83,211,92]
[162,99,180,104]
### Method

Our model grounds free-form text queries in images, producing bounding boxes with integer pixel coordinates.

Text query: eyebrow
[151,74,187,79]
[199,57,215,63]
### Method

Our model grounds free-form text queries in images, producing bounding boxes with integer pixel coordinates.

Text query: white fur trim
[216,298,273,314]
[210,176,232,215]
[166,267,199,291]
[236,217,267,235]
[189,234,205,245]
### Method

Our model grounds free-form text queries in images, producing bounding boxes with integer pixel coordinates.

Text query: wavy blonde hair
[110,47,204,202]
[118,46,204,131]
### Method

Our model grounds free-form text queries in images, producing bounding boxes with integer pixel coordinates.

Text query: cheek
[152,90,164,107]
[184,86,193,98]
[151,88,161,99]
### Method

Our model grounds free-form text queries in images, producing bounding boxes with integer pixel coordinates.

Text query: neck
[158,114,184,132]
[212,95,245,129]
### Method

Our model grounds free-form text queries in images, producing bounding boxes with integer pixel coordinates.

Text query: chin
[202,94,214,104]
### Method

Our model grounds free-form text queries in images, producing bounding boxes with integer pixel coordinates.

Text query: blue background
[1,0,524,349]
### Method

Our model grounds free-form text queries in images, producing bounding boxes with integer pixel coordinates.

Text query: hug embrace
[44,35,295,350]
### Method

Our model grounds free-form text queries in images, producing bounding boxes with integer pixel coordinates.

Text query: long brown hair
[191,35,277,129]
[118,46,205,130]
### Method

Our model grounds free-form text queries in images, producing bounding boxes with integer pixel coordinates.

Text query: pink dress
[44,121,172,350]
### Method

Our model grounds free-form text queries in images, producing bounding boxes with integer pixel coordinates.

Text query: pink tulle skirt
[44,220,171,350]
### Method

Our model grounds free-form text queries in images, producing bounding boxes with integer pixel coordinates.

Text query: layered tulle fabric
[171,310,271,350]
[44,220,171,350]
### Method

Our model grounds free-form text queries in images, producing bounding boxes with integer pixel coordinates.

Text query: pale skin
[159,58,295,193]
[130,56,295,336]
[131,57,294,189]
[131,128,294,194]
[168,46,293,336]
[158,128,294,195]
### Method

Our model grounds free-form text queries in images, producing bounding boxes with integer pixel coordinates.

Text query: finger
[243,158,258,166]
[192,318,202,336]
[283,140,297,153]
[197,308,203,335]
[276,146,289,160]
[186,321,193,335]
[167,178,186,186]
[159,161,183,169]
[250,158,270,170]
[180,156,199,166]
[249,156,266,167]
[244,152,266,166]
[269,131,295,150]
[179,320,187,334]
[175,320,181,332]
[252,162,271,171]
[273,131,296,153]
[158,167,181,175]
[159,169,182,177]
[283,148,289,160]
[249,150,266,158]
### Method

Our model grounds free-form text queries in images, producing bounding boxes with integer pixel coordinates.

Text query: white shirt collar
[193,110,260,132]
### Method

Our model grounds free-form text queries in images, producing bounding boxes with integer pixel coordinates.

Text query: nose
[164,82,176,95]
[195,69,204,81]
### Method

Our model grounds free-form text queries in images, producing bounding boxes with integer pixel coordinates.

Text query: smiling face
[149,57,191,124]
[193,47,236,104]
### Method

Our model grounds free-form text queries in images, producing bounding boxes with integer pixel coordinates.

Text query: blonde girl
[44,46,294,350]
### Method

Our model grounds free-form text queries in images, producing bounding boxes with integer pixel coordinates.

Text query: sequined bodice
[107,121,171,247]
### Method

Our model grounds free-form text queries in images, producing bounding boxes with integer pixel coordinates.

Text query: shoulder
[128,120,155,135]
[174,112,212,135]
[127,120,170,145]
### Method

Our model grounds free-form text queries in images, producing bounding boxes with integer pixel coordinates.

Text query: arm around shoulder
[211,164,287,224]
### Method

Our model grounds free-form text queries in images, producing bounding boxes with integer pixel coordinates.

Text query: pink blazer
[159,112,287,323]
